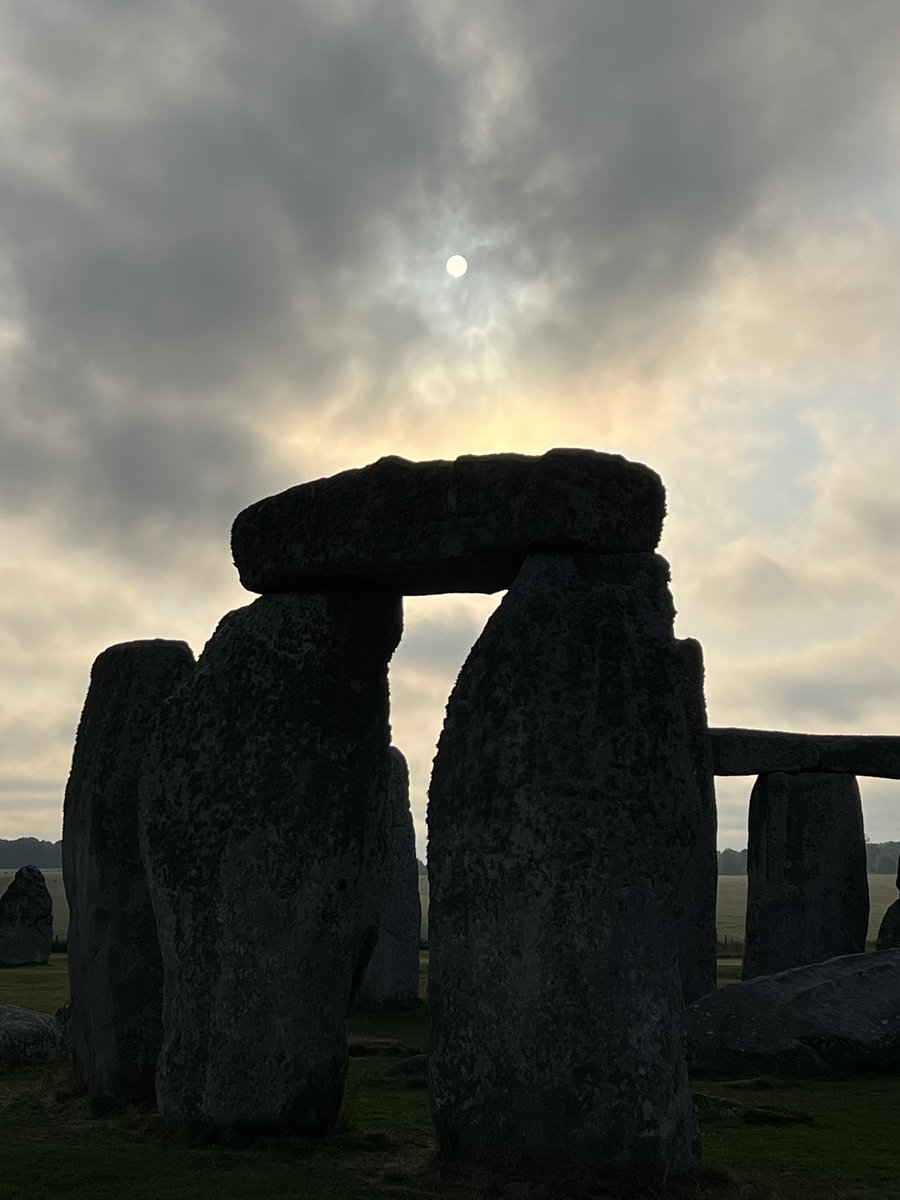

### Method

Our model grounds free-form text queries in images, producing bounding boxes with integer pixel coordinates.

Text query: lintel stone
[710,728,900,780]
[231,449,665,596]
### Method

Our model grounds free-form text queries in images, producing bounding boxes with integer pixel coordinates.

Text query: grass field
[3,954,900,1197]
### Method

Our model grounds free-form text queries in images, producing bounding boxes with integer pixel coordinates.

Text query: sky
[2,1,900,857]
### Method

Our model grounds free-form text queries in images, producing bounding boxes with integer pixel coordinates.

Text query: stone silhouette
[0,1004,67,1072]
[743,772,868,979]
[673,638,718,1004]
[355,747,421,1008]
[232,449,665,595]
[63,639,195,1108]
[0,865,52,966]
[687,951,900,1077]
[876,854,900,951]
[428,552,701,1172]
[139,590,401,1133]
[710,728,900,778]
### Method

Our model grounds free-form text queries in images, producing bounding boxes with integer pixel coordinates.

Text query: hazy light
[446,254,468,278]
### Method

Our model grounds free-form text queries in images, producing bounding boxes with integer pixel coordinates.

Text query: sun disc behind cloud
[446,254,468,278]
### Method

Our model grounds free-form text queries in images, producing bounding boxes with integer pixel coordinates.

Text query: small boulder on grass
[0,1004,67,1074]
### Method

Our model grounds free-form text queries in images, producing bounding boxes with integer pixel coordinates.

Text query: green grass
[4,953,900,1197]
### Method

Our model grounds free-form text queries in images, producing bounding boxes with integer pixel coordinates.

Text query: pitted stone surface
[139,589,401,1133]
[710,728,900,779]
[355,747,421,1008]
[232,449,665,596]
[673,639,718,1005]
[63,639,195,1108]
[0,866,52,966]
[428,552,700,1171]
[0,1005,67,1073]
[742,772,868,980]
[687,951,900,1077]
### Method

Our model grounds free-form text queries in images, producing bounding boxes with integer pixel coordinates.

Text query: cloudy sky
[2,0,900,856]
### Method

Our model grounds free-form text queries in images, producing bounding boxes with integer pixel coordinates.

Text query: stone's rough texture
[0,1005,67,1073]
[672,638,718,1005]
[710,727,900,779]
[62,639,195,1109]
[0,866,52,966]
[686,951,900,1077]
[232,449,666,596]
[428,552,700,1171]
[742,772,869,980]
[139,590,401,1134]
[876,901,900,951]
[355,747,421,1008]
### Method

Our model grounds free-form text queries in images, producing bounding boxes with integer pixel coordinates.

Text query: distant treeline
[0,838,62,869]
[718,842,900,876]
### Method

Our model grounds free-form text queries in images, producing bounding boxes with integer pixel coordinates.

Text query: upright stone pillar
[139,589,401,1133]
[355,747,421,1007]
[63,639,195,1108]
[428,552,701,1173]
[876,855,900,951]
[0,866,52,966]
[743,771,869,979]
[673,638,718,1004]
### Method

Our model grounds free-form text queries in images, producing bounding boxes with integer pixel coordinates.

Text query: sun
[446,254,468,278]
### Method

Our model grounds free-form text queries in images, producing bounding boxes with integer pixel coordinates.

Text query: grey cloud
[1,0,899,560]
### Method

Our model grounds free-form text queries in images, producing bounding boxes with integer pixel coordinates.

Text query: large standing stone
[139,589,402,1133]
[232,450,666,596]
[742,772,868,980]
[673,638,718,1004]
[0,866,52,966]
[62,639,195,1108]
[355,747,421,1008]
[428,552,701,1172]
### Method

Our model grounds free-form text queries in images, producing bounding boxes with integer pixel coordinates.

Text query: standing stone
[62,639,195,1108]
[743,772,869,980]
[355,747,421,1007]
[673,638,718,1004]
[428,552,701,1172]
[139,589,402,1133]
[0,866,52,966]
[876,855,900,951]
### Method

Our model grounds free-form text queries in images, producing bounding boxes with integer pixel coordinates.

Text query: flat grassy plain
[3,954,900,1197]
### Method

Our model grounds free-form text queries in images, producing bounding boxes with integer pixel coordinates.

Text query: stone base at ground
[0,866,52,966]
[686,951,900,1077]
[0,1005,67,1073]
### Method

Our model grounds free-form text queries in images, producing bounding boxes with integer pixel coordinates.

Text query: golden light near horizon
[446,254,468,278]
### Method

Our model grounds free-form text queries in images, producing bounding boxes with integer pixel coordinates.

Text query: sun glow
[446,254,468,278]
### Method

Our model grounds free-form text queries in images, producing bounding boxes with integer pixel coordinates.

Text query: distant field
[2,870,894,948]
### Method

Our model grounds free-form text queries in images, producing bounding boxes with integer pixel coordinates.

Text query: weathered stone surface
[0,1004,67,1073]
[62,639,195,1108]
[742,772,868,980]
[428,552,700,1171]
[0,866,52,966]
[355,747,421,1008]
[876,901,900,951]
[139,589,401,1133]
[232,449,666,596]
[710,727,900,779]
[686,951,900,1077]
[673,638,718,1005]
